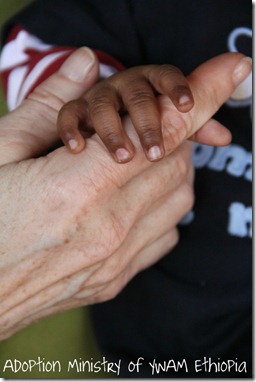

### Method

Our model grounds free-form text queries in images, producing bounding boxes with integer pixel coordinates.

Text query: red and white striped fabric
[0,26,124,110]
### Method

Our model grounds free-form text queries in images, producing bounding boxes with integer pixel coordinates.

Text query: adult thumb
[160,52,252,154]
[0,47,99,166]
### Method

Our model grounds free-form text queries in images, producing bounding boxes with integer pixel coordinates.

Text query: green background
[0,1,109,378]
[0,0,32,115]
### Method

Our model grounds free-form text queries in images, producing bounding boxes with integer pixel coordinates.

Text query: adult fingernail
[232,56,252,87]
[60,47,96,82]
[231,70,252,101]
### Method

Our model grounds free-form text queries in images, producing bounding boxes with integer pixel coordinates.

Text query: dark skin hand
[57,64,194,163]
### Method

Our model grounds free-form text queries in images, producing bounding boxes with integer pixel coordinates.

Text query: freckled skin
[57,64,194,163]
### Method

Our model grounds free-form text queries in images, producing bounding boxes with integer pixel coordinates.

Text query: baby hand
[57,64,194,162]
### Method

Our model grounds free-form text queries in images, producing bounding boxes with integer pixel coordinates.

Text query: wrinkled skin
[0,49,251,339]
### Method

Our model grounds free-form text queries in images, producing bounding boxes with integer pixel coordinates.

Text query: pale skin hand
[0,50,252,339]
[0,47,100,167]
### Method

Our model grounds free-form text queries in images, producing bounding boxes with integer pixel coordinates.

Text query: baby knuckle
[88,95,110,115]
[139,120,159,133]
[102,129,122,147]
[160,63,180,74]
[156,64,183,81]
[126,88,154,108]
[140,126,161,145]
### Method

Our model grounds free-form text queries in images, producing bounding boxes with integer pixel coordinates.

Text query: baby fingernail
[179,94,192,106]
[233,56,252,87]
[147,145,163,161]
[115,148,131,162]
[68,139,78,150]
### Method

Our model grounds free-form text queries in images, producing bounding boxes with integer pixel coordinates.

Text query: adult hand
[0,47,99,166]
[0,49,250,167]
[0,50,251,339]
